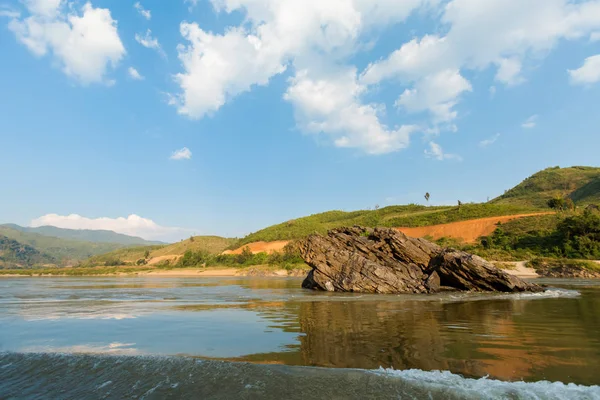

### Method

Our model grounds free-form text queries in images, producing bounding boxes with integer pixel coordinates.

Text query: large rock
[299,226,543,294]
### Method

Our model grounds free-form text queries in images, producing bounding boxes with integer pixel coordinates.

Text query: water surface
[1,276,599,399]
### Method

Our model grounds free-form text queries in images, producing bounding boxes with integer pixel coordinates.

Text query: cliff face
[299,226,543,294]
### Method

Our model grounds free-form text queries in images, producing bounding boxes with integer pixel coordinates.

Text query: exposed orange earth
[222,241,291,255]
[223,213,552,254]
[396,212,552,243]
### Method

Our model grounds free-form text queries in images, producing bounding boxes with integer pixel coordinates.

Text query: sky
[1,0,600,242]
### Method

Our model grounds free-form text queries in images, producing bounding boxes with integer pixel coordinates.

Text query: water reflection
[1,277,599,386]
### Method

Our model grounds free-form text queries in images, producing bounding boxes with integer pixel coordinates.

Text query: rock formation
[299,226,543,294]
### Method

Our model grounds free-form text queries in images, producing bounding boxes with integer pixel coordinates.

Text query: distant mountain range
[0,224,163,246]
[0,224,164,269]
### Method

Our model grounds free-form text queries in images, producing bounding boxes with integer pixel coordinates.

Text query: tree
[424,192,430,204]
[144,250,150,259]
[189,236,195,242]
[548,197,566,211]
[457,200,463,210]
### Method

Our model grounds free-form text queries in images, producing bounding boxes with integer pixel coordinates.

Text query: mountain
[0,224,164,246]
[0,235,56,269]
[492,166,600,207]
[0,226,139,266]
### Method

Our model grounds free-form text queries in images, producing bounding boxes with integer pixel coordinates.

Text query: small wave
[443,288,580,303]
[1,353,599,400]
[374,368,600,400]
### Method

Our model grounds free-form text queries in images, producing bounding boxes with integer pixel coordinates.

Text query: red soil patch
[222,241,289,255]
[396,213,552,243]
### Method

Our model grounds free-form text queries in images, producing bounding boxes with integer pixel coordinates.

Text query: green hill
[492,166,600,207]
[0,226,129,266]
[86,236,236,266]
[0,224,163,246]
[234,166,600,247]
[0,235,56,269]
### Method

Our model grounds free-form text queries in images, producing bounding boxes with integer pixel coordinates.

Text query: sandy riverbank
[0,267,309,278]
[500,262,540,278]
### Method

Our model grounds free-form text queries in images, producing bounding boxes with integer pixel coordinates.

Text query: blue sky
[1,0,600,241]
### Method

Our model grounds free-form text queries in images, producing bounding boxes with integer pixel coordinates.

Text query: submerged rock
[299,226,543,294]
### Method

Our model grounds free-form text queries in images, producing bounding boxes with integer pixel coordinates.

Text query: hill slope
[0,235,56,268]
[1,224,163,246]
[0,226,128,265]
[492,166,600,207]
[86,236,236,266]
[233,166,599,246]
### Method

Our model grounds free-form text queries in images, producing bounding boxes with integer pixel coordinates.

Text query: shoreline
[0,266,309,278]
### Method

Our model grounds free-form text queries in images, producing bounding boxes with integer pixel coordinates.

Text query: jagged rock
[299,226,543,294]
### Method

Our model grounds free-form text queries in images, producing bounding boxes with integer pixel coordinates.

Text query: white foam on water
[444,288,581,303]
[373,368,600,400]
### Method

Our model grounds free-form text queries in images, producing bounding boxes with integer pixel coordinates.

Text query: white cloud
[134,2,151,20]
[479,133,500,148]
[489,86,497,97]
[128,67,144,80]
[0,9,20,18]
[495,58,524,86]
[361,0,600,131]
[171,0,600,155]
[424,141,462,161]
[284,69,417,154]
[394,69,472,123]
[591,32,600,42]
[8,1,125,84]
[170,147,192,160]
[30,214,193,242]
[172,0,434,150]
[135,29,165,57]
[521,114,538,129]
[569,54,600,85]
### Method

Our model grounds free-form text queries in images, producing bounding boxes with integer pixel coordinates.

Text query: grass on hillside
[235,203,538,247]
[492,166,600,207]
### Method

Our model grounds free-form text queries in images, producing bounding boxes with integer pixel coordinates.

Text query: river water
[0,276,599,399]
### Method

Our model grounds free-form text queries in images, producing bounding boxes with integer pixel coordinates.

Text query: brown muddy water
[0,276,599,399]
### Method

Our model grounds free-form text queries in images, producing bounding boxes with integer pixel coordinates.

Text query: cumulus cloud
[522,114,538,129]
[128,67,144,80]
[424,141,462,161]
[171,0,600,155]
[134,2,151,20]
[135,29,165,58]
[479,133,500,148]
[30,214,193,242]
[7,1,125,84]
[284,69,417,154]
[569,54,600,85]
[170,147,192,160]
[172,0,434,152]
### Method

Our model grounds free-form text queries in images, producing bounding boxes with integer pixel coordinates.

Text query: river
[1,276,599,399]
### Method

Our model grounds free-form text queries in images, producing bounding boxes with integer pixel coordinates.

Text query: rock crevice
[299,226,542,294]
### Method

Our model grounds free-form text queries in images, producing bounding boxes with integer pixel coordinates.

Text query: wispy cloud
[170,147,192,160]
[135,29,166,58]
[0,9,20,18]
[479,133,500,148]
[424,141,462,161]
[128,67,144,80]
[134,2,151,20]
[521,115,538,129]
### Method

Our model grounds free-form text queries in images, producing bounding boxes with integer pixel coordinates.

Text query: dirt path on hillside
[396,213,552,243]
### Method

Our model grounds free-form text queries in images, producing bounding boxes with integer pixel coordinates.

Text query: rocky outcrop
[299,226,543,294]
